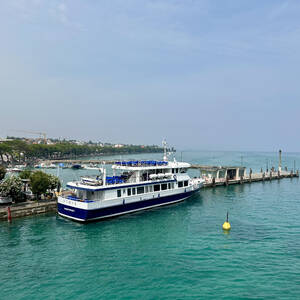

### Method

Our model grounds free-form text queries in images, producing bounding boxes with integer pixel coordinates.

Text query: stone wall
[0,200,57,221]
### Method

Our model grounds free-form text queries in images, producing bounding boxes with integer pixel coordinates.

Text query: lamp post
[279,150,282,172]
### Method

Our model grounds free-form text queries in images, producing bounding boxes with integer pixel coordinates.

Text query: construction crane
[10,130,47,144]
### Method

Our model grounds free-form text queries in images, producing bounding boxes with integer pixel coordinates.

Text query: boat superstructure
[58,150,204,222]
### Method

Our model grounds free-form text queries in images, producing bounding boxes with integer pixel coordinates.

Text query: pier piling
[7,207,12,222]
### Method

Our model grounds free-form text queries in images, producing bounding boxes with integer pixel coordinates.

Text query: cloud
[56,1,68,24]
[3,0,83,30]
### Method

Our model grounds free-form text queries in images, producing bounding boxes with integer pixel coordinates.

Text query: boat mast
[163,139,168,162]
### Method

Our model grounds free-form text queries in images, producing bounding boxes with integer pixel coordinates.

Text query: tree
[29,171,60,199]
[0,176,23,201]
[0,143,11,164]
[19,170,32,180]
[0,165,6,180]
[47,174,60,191]
[29,171,50,199]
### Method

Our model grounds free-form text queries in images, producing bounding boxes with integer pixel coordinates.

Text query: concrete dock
[0,200,57,221]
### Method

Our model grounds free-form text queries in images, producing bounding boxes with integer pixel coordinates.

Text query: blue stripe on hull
[58,189,199,222]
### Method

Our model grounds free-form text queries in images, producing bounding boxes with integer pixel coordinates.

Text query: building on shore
[197,165,247,181]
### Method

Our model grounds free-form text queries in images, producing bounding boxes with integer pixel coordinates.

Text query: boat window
[180,168,187,173]
[161,183,167,190]
[137,186,144,194]
[171,183,174,189]
[145,186,149,193]
[172,168,174,174]
[127,188,131,196]
[168,183,171,189]
[149,185,153,192]
[123,189,126,194]
[184,180,188,187]
[154,184,160,192]
[132,188,136,195]
[176,168,178,173]
[117,190,121,197]
[178,181,183,188]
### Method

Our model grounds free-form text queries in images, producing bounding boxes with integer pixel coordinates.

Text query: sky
[0,0,300,151]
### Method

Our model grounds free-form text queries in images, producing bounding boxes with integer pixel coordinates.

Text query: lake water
[1,151,300,299]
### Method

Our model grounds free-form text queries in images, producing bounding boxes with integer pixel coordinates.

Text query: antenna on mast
[162,139,168,161]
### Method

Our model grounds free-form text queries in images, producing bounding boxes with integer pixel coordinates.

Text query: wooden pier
[190,164,299,188]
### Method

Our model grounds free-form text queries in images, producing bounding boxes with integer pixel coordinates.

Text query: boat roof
[111,160,190,170]
[67,178,177,191]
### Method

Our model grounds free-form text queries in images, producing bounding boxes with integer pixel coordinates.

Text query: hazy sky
[0,0,299,151]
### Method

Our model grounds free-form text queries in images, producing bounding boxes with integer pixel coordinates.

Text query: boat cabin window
[184,180,188,187]
[178,181,183,188]
[137,186,144,194]
[171,183,174,189]
[176,168,179,173]
[180,168,187,173]
[161,183,167,190]
[127,188,131,196]
[78,190,84,199]
[168,183,171,189]
[145,186,149,193]
[117,190,121,197]
[132,188,136,195]
[86,191,93,200]
[172,168,174,174]
[154,184,160,192]
[149,185,153,192]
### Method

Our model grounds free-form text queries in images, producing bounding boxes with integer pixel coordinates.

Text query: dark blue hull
[58,189,199,222]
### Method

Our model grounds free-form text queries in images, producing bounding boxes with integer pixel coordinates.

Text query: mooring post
[225,175,229,186]
[7,207,12,222]
[279,149,282,172]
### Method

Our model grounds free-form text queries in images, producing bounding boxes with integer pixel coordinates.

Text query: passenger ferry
[57,148,204,222]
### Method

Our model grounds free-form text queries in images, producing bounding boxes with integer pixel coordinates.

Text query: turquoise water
[1,151,300,299]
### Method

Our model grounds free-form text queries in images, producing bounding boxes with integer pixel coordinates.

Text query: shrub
[0,176,23,200]
[0,165,6,180]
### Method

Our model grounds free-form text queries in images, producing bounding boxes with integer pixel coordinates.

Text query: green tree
[29,171,60,199]
[19,170,32,180]
[0,143,11,163]
[0,165,6,180]
[29,171,50,199]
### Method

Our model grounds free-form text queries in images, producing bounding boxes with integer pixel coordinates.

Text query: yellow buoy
[222,212,231,231]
